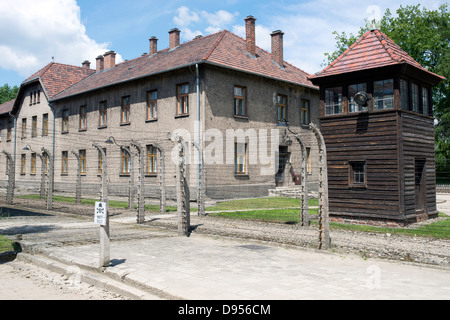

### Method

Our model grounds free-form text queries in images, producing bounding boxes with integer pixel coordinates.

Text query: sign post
[95,201,110,267]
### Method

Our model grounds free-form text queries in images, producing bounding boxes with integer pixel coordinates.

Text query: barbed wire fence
[1,128,449,263]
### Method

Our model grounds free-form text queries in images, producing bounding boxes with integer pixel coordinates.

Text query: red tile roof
[24,62,95,99]
[309,29,445,81]
[53,30,317,101]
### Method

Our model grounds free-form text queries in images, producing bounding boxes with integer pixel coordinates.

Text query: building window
[29,92,33,106]
[177,83,189,115]
[32,116,37,137]
[97,148,106,174]
[349,83,367,112]
[234,86,246,117]
[21,118,27,138]
[31,153,37,174]
[422,87,429,115]
[411,83,420,112]
[99,101,107,127]
[62,151,68,174]
[79,105,87,130]
[349,161,366,187]
[276,95,287,122]
[234,143,247,175]
[37,90,40,104]
[147,90,158,120]
[400,79,409,110]
[373,79,394,110]
[21,154,26,174]
[325,87,342,115]
[79,149,86,174]
[121,96,130,124]
[147,145,157,174]
[62,109,69,133]
[300,100,310,125]
[7,120,12,141]
[42,114,48,136]
[121,149,131,174]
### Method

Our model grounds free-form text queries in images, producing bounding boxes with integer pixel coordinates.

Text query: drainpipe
[49,102,56,190]
[195,63,200,192]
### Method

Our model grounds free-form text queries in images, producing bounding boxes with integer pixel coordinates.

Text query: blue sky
[0,0,446,88]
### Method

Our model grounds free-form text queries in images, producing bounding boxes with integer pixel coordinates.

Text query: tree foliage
[323,4,450,181]
[0,84,19,105]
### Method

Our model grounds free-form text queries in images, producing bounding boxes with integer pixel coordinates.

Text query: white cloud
[200,10,238,28]
[0,0,121,77]
[173,6,200,27]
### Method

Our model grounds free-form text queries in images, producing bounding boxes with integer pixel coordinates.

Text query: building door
[275,146,289,187]
[415,158,426,212]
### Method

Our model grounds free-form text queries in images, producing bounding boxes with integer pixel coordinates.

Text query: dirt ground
[0,260,128,300]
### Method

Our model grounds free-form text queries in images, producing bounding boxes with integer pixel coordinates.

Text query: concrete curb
[15,252,164,300]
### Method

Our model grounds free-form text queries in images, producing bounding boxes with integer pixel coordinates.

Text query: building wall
[0,82,54,192]
[401,111,438,219]
[202,65,320,198]
[1,64,321,200]
[321,110,402,220]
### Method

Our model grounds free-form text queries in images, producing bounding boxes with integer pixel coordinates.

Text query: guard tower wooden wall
[309,29,445,225]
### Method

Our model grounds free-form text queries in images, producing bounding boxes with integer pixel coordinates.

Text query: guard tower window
[374,79,394,110]
[325,87,342,115]
[349,83,367,112]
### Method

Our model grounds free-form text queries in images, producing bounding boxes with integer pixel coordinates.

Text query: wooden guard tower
[309,29,445,225]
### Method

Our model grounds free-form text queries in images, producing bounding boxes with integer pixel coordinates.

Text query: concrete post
[36,153,45,200]
[173,136,190,236]
[293,135,309,226]
[2,151,14,205]
[130,141,145,224]
[310,123,330,249]
[92,143,109,267]
[152,143,166,214]
[192,141,205,216]
[41,148,53,210]
[71,151,81,204]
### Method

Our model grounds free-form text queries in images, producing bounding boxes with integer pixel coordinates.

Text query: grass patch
[0,235,15,253]
[208,197,317,211]
[18,194,178,212]
[209,208,318,223]
[329,213,450,239]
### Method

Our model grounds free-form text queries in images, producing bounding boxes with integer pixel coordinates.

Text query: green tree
[323,4,450,182]
[0,84,19,105]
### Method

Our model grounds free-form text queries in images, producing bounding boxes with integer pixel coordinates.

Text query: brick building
[0,17,320,200]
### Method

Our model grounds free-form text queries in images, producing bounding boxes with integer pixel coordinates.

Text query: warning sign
[94,202,108,226]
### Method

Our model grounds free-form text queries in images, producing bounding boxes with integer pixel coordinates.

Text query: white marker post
[95,202,110,267]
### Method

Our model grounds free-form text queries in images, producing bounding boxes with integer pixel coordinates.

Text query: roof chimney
[245,16,256,57]
[149,36,158,55]
[82,60,91,69]
[103,51,116,69]
[96,55,104,72]
[169,28,180,50]
[271,30,284,68]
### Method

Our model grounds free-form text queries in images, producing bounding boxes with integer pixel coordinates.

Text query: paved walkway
[1,200,449,300]
[437,193,450,216]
